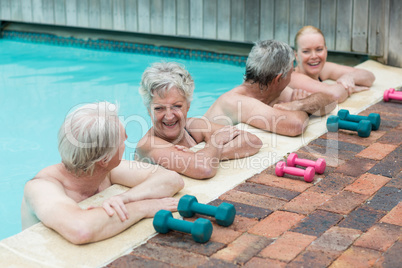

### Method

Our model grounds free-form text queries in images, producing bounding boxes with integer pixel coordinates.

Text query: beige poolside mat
[1,60,401,268]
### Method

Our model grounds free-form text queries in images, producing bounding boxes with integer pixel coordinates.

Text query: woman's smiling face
[295,32,327,79]
[149,86,190,143]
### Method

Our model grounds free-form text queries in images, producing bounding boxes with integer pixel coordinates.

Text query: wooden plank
[100,0,113,30]
[352,0,369,52]
[138,0,150,32]
[368,0,387,56]
[217,0,230,40]
[113,0,126,30]
[163,0,177,35]
[0,0,11,20]
[289,0,304,47]
[177,0,190,36]
[190,0,203,37]
[304,0,320,28]
[231,0,245,41]
[320,0,336,50]
[150,0,163,34]
[388,0,402,66]
[203,0,217,39]
[88,0,101,29]
[42,0,55,24]
[66,0,77,26]
[21,0,33,22]
[379,0,390,63]
[336,0,353,51]
[32,0,44,23]
[10,0,22,21]
[274,0,289,43]
[125,0,138,32]
[54,0,66,25]
[77,0,89,27]
[260,0,274,40]
[244,0,259,42]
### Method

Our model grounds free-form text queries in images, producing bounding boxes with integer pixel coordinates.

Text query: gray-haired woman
[136,62,262,179]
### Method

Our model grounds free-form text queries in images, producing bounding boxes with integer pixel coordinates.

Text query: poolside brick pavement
[107,101,401,267]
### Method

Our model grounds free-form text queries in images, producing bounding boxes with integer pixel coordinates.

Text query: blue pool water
[0,39,244,240]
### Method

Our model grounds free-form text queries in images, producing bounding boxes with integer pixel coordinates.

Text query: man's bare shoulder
[26,165,65,191]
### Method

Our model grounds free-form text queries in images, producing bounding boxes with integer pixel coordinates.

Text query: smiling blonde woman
[289,25,375,103]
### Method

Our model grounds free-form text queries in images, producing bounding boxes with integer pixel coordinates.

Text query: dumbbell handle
[338,119,360,132]
[166,217,193,234]
[293,157,317,168]
[346,114,371,122]
[386,89,402,100]
[283,166,308,177]
[190,203,217,217]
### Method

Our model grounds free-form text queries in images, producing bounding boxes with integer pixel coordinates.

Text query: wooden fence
[0,0,401,66]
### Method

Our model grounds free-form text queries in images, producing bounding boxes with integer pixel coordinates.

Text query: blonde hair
[58,102,121,176]
[294,25,326,51]
[139,62,194,109]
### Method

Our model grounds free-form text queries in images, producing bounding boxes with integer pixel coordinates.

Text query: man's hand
[210,126,240,147]
[102,195,130,221]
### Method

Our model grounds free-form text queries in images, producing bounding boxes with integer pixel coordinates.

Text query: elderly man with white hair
[21,101,184,244]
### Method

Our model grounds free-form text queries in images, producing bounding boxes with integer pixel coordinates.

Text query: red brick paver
[380,202,402,226]
[330,246,383,268]
[107,101,402,267]
[283,191,332,214]
[258,231,316,262]
[344,173,391,196]
[356,143,398,160]
[353,223,401,251]
[248,211,305,238]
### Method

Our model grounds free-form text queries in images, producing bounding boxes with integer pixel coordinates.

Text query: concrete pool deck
[0,60,401,267]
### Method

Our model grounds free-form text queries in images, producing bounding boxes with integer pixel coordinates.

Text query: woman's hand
[291,88,311,101]
[336,73,355,92]
[211,126,240,147]
[142,197,179,218]
[174,145,190,152]
[337,74,371,96]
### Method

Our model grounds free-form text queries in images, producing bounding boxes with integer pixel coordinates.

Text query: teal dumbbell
[338,109,381,130]
[327,115,371,137]
[153,210,212,243]
[178,195,236,227]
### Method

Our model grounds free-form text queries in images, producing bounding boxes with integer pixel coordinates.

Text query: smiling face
[295,32,327,80]
[149,87,190,143]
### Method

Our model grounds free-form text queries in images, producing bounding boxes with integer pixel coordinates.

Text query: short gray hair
[139,62,194,109]
[58,101,121,176]
[245,40,294,89]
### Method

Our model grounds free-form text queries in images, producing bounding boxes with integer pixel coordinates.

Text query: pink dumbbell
[275,161,315,183]
[384,88,402,102]
[287,153,326,174]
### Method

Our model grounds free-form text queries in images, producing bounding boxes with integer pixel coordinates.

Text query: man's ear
[97,158,109,168]
[273,73,283,84]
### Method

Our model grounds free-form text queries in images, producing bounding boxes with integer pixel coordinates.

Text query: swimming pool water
[0,39,244,240]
